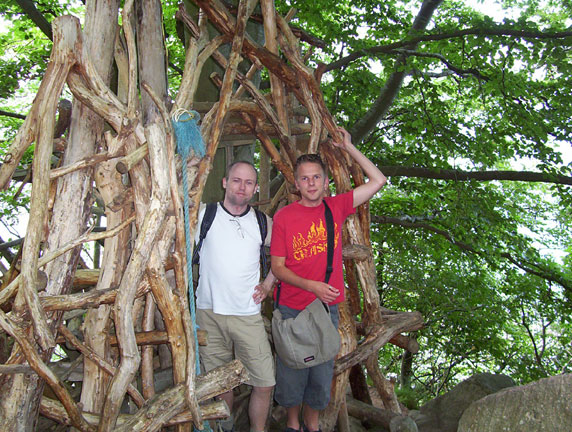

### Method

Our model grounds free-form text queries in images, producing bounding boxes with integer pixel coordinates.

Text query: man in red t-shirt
[271,128,387,432]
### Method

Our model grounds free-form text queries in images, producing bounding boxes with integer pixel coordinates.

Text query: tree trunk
[0,5,118,428]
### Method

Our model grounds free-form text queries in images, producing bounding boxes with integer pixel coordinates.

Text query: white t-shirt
[195,203,272,316]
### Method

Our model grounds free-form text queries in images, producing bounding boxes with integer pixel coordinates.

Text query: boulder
[389,415,418,432]
[458,373,572,432]
[412,373,515,432]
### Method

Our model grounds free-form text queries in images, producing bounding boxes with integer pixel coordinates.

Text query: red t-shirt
[270,191,355,310]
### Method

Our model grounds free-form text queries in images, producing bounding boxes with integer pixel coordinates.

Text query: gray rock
[348,415,368,432]
[416,373,515,432]
[458,373,572,432]
[389,415,418,432]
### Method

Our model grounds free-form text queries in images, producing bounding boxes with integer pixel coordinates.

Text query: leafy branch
[377,166,572,186]
[350,0,444,145]
[372,214,572,293]
[325,26,572,73]
[14,0,53,40]
[0,110,26,120]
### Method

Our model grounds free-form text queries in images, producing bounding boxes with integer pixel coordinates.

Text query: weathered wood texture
[0,1,423,431]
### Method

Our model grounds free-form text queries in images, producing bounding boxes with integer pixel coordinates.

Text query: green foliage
[395,385,421,410]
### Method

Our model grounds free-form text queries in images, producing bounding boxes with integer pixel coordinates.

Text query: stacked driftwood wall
[0,0,423,431]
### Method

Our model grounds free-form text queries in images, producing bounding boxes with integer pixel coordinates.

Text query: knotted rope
[172,109,211,431]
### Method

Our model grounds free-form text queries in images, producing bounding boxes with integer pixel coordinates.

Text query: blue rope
[172,109,211,431]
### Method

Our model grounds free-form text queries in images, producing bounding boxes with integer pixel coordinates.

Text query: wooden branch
[226,3,327,49]
[41,288,116,312]
[342,244,371,261]
[366,355,401,413]
[40,397,228,428]
[298,79,322,154]
[99,120,171,431]
[0,109,27,120]
[121,0,138,117]
[146,259,199,426]
[275,13,341,142]
[0,310,94,432]
[159,55,208,427]
[174,7,220,111]
[377,165,572,185]
[107,329,208,347]
[334,312,424,375]
[346,397,404,429]
[14,0,53,40]
[223,120,313,138]
[50,151,113,180]
[207,0,254,154]
[167,400,228,426]
[261,0,290,143]
[142,293,156,399]
[194,0,298,88]
[354,321,419,353]
[343,258,362,317]
[320,301,356,431]
[115,144,148,174]
[18,16,84,351]
[140,73,199,422]
[233,109,295,185]
[115,359,247,432]
[175,8,227,110]
[324,26,572,75]
[0,217,134,308]
[337,398,351,432]
[232,72,297,166]
[233,58,264,99]
[350,0,441,145]
[58,324,145,408]
[0,364,36,374]
[389,333,419,353]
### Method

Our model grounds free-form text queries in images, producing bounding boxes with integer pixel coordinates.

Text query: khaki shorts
[197,309,275,387]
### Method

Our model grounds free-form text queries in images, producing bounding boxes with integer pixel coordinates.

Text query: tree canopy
[1,0,571,406]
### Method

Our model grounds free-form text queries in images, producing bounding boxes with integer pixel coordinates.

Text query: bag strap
[192,202,218,265]
[323,200,334,284]
[275,200,335,308]
[254,208,269,277]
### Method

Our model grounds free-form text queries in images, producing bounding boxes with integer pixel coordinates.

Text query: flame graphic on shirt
[292,219,339,261]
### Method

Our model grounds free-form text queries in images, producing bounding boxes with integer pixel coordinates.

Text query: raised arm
[271,256,340,303]
[332,127,387,208]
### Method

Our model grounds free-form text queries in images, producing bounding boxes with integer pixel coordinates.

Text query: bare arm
[332,127,387,208]
[253,268,278,304]
[271,255,340,303]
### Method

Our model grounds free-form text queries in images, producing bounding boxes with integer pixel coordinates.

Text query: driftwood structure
[0,0,423,431]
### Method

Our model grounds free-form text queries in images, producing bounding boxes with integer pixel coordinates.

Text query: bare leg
[220,389,234,411]
[249,385,273,432]
[218,391,234,431]
[286,405,301,431]
[302,405,320,432]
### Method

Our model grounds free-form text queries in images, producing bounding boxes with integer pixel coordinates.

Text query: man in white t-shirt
[196,161,276,432]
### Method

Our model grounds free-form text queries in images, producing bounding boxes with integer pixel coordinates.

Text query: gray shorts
[274,303,339,410]
[197,309,275,387]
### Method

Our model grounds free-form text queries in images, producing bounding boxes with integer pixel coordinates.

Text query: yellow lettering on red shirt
[291,220,339,262]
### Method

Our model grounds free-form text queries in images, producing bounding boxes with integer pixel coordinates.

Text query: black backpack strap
[254,208,269,277]
[274,282,281,309]
[323,200,334,283]
[192,202,218,265]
